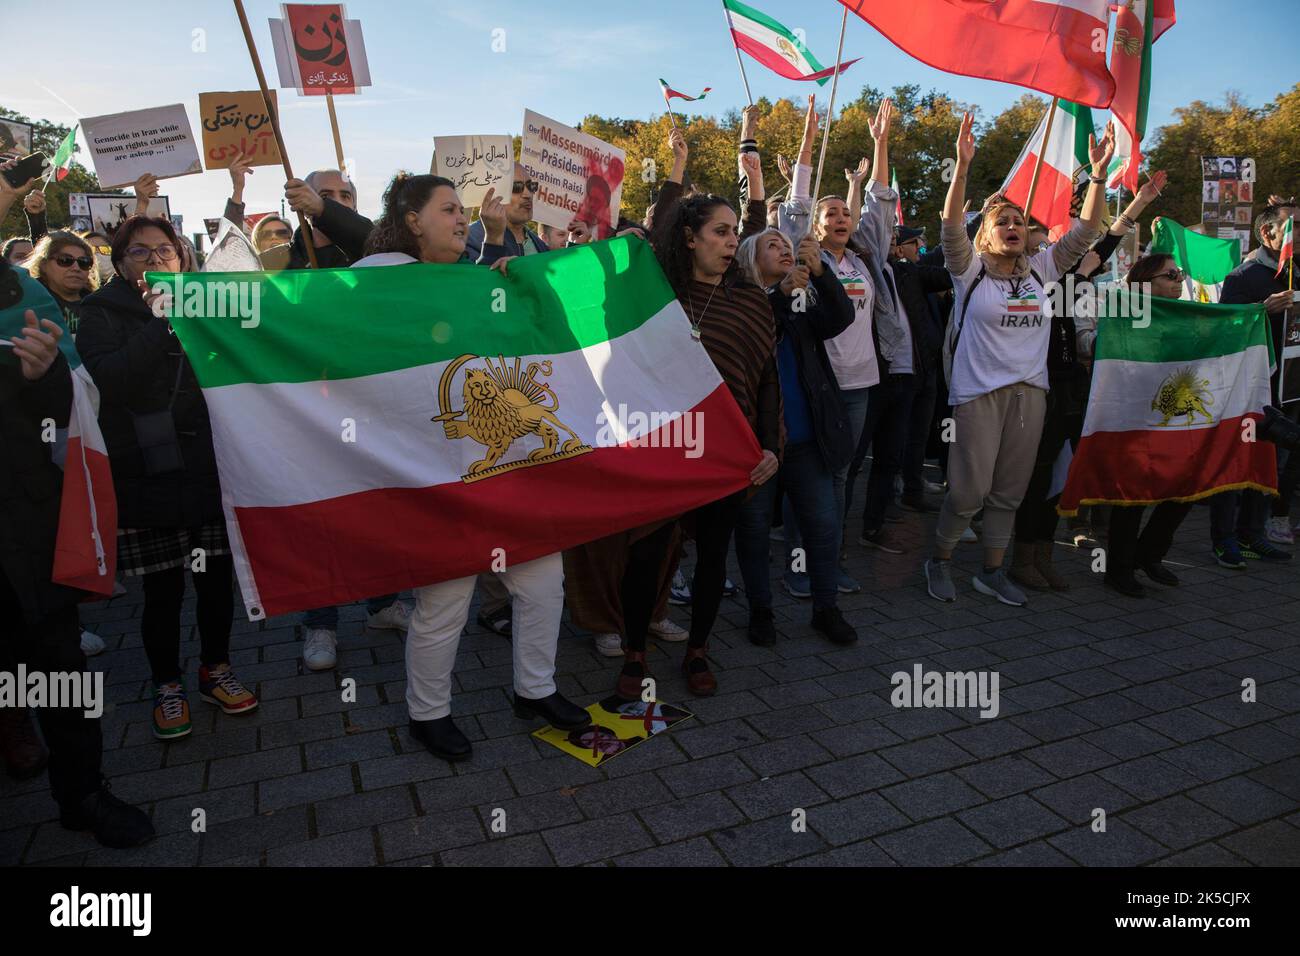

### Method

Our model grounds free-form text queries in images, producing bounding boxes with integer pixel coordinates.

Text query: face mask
[95,253,113,284]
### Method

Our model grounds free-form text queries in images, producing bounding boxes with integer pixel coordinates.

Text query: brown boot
[681,645,717,697]
[1,707,49,780]
[1034,540,1071,591]
[1008,541,1051,591]
[616,650,652,701]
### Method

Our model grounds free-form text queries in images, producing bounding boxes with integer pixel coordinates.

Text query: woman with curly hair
[357,172,592,762]
[24,231,99,335]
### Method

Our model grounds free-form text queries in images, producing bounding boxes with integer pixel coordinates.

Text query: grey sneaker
[972,567,1028,607]
[924,558,956,602]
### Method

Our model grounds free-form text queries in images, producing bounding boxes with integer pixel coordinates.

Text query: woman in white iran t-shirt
[923,110,1111,607]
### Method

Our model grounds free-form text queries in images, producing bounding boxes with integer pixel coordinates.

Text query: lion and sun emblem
[1151,367,1215,427]
[433,354,592,482]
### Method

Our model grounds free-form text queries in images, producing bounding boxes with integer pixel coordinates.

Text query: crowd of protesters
[1,92,1296,851]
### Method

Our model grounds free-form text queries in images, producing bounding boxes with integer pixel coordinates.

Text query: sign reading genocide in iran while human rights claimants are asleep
[79,104,202,189]
[521,109,625,240]
[198,91,284,170]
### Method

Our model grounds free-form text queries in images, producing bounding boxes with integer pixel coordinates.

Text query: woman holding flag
[923,111,1113,606]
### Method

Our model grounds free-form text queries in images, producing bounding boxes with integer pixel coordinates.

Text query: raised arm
[1051,120,1114,273]
[941,112,977,275]
[854,99,898,261]
[777,97,819,243]
[1109,169,1166,236]
[845,157,869,222]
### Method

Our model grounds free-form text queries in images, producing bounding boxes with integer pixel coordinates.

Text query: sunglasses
[1159,268,1185,282]
[89,243,111,255]
[124,244,179,263]
[512,180,540,195]
[54,254,93,270]
[264,227,292,239]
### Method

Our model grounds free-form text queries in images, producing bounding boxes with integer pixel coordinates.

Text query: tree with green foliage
[1,106,118,239]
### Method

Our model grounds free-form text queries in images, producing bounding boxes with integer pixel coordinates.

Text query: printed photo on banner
[1217,156,1238,179]
[269,3,371,96]
[85,194,171,237]
[1202,180,1219,203]
[198,91,283,169]
[0,118,33,158]
[1202,157,1219,179]
[432,135,513,208]
[1219,180,1237,204]
[1235,206,1252,226]
[521,109,625,239]
[1238,181,1254,203]
[1219,202,1236,222]
[532,696,692,767]
[80,103,202,188]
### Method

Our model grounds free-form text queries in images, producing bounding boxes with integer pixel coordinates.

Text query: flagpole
[810,4,848,216]
[723,1,754,106]
[1023,97,1059,221]
[325,90,346,171]
[232,0,319,268]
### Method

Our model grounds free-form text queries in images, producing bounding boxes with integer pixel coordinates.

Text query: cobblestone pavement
[4,499,1300,867]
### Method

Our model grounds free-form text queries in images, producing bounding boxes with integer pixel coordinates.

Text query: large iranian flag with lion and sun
[1059,294,1277,514]
[162,237,760,620]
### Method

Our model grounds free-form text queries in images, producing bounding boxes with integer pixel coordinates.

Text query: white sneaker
[367,600,412,632]
[79,628,106,656]
[960,527,978,543]
[302,628,338,671]
[923,480,947,495]
[594,632,624,657]
[648,618,687,642]
[1266,516,1295,545]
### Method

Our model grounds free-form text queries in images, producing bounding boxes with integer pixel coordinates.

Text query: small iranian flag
[724,0,859,85]
[659,79,711,103]
[1276,215,1294,280]
[1107,0,1177,191]
[891,170,903,226]
[164,238,762,620]
[1058,294,1276,514]
[1148,217,1241,286]
[46,126,77,183]
[1001,99,1093,235]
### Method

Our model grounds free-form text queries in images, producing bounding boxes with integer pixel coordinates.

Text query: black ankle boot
[60,784,155,849]
[1140,562,1179,586]
[408,716,472,762]
[1104,573,1146,598]
[748,607,776,647]
[811,607,857,645]
[513,692,592,731]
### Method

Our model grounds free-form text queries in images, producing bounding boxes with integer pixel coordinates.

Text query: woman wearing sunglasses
[77,216,258,742]
[1099,253,1195,597]
[23,231,99,336]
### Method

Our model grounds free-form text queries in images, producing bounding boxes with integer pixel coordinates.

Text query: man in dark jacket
[890,226,953,512]
[1210,199,1299,565]
[0,252,153,848]
[225,168,373,269]
[465,163,549,261]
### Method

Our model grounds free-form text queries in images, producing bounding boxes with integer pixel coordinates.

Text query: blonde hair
[26,231,100,293]
[736,228,793,286]
[974,200,1027,256]
[251,215,293,252]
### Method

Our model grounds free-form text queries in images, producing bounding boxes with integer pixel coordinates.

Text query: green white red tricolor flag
[723,0,859,85]
[1106,0,1177,191]
[1277,215,1294,281]
[891,170,903,226]
[163,237,762,620]
[838,0,1115,108]
[1058,294,1276,514]
[659,79,711,103]
[46,127,77,184]
[1,274,116,593]
[1001,99,1093,235]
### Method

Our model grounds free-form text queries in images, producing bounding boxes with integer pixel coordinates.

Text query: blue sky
[5,0,1293,237]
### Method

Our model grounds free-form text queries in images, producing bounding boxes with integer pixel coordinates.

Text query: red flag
[838,0,1116,108]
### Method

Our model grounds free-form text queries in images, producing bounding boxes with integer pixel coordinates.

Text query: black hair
[1256,200,1296,244]
[650,193,736,297]
[364,172,458,258]
[1125,252,1175,287]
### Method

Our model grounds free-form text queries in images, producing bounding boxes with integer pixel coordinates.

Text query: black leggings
[1015,375,1079,543]
[141,555,235,684]
[620,523,679,655]
[685,493,743,648]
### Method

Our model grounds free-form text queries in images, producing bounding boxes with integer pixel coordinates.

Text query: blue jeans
[847,373,917,533]
[735,442,840,610]
[786,386,870,561]
[1209,491,1269,547]
[302,594,398,629]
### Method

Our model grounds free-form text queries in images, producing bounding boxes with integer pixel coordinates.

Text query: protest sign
[269,3,371,95]
[521,109,625,238]
[533,697,692,767]
[0,118,33,158]
[198,91,283,169]
[1201,154,1255,254]
[433,135,513,208]
[80,104,202,188]
[205,218,263,273]
[84,194,171,236]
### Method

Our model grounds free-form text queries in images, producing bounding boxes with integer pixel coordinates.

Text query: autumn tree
[1,106,114,239]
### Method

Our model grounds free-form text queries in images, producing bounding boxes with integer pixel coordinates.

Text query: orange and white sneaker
[153,682,192,740]
[198,663,259,715]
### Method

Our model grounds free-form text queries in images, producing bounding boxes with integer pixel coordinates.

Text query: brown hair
[27,231,100,293]
[109,216,180,276]
[364,172,458,259]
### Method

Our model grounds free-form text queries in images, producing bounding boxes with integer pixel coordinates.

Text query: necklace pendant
[689,326,702,341]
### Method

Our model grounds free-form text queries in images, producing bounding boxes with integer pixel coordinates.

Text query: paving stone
[304,730,396,769]
[440,832,553,867]
[944,720,1040,759]
[673,718,765,759]
[1031,773,1143,825]
[786,840,897,867]
[656,753,757,798]
[476,791,583,836]
[84,830,202,868]
[1188,776,1298,826]
[713,815,829,866]
[542,813,654,866]
[805,751,905,798]
[266,829,377,867]
[152,785,255,836]
[809,721,903,757]
[956,795,1069,849]
[1151,843,1252,867]
[875,818,992,866]
[571,772,675,818]
[1247,756,1300,801]
[1216,820,1300,866]
[209,746,305,789]
[415,769,515,814]
[638,792,745,843]
[1023,738,1117,778]
[735,735,832,776]
[613,837,728,867]
[1122,795,1237,850]
[200,806,310,864]
[879,737,975,777]
[807,792,911,846]
[1097,756,1202,801]
[259,765,356,812]
[970,842,1076,866]
[1156,739,1260,782]
[315,786,417,836]
[1047,819,1168,866]
[378,808,484,861]
[882,772,988,821]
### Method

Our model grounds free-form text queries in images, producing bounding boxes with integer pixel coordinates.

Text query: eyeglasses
[124,244,179,264]
[53,254,93,270]
[1159,268,1185,281]
[512,180,540,195]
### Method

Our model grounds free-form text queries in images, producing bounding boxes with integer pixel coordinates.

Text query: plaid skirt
[116,523,231,577]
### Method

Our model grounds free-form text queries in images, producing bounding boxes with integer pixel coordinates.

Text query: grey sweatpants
[936,383,1047,552]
